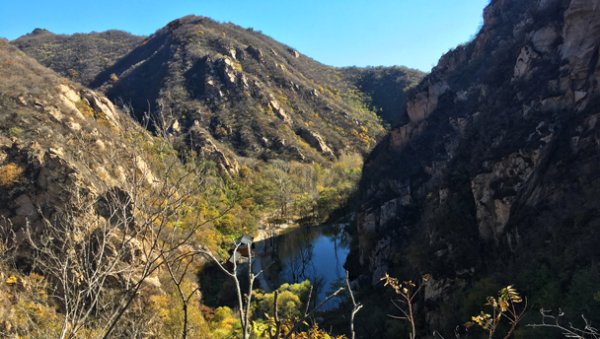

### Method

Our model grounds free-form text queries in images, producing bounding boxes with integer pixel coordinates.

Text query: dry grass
[0,162,24,187]
[75,100,96,119]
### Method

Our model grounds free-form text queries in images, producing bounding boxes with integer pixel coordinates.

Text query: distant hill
[12,18,425,167]
[12,29,144,85]
[86,16,390,164]
[342,66,424,126]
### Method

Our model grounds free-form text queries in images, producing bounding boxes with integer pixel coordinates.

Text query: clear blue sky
[0,0,490,72]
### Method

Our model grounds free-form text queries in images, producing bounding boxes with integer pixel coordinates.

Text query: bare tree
[281,285,345,339]
[162,251,201,339]
[0,217,17,268]
[528,309,599,339]
[25,186,135,339]
[196,241,259,339]
[21,126,236,339]
[346,271,363,339]
[381,273,431,339]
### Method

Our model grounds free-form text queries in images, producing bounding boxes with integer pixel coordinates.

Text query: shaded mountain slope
[352,0,600,336]
[12,29,144,85]
[342,66,425,126]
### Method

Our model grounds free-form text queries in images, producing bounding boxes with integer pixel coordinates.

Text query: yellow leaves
[485,296,499,309]
[471,312,492,328]
[480,285,522,316]
[5,275,18,286]
[75,99,96,119]
[482,285,522,313]
[350,128,372,147]
[252,320,271,337]
[381,273,416,297]
[381,273,400,292]
[254,281,311,320]
[8,127,22,137]
[210,306,239,338]
[149,294,171,320]
[290,324,344,339]
[501,285,522,304]
[231,60,243,73]
[0,273,63,337]
[468,285,526,337]
[498,298,509,312]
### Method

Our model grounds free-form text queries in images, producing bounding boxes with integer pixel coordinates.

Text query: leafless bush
[529,309,600,339]
[22,127,234,338]
[0,217,17,268]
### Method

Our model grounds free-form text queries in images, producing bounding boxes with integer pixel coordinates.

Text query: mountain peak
[29,28,52,36]
[11,15,422,172]
[90,17,398,163]
[12,29,144,85]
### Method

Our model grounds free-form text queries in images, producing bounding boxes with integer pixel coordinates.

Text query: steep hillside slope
[342,66,425,126]
[0,38,152,233]
[12,29,143,85]
[89,16,387,164]
[0,39,222,338]
[353,0,600,335]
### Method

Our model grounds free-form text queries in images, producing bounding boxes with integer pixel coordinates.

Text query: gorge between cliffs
[1,0,600,338]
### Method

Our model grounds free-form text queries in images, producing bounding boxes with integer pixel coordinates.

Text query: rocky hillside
[12,29,143,85]
[342,66,425,126]
[83,16,387,165]
[11,18,427,171]
[353,0,600,336]
[0,38,226,338]
[0,38,160,266]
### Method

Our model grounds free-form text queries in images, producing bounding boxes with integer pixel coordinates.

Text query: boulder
[470,154,536,243]
[296,128,335,159]
[513,46,538,79]
[531,26,558,53]
[188,122,239,175]
[560,0,600,88]
[406,81,449,122]
[269,99,292,124]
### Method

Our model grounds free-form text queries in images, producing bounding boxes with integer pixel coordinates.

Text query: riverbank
[254,221,299,242]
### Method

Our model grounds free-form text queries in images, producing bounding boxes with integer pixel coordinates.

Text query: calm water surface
[253,224,351,310]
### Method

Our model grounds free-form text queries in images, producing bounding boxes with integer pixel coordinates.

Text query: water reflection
[253,224,351,310]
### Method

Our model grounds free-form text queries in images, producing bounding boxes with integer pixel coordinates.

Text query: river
[252,223,351,310]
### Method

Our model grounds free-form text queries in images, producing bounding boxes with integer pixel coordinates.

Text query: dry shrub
[0,162,24,187]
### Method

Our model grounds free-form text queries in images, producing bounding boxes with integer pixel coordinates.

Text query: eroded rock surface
[353,0,600,334]
[0,41,161,289]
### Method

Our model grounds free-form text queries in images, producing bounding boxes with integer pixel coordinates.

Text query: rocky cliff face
[354,0,600,334]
